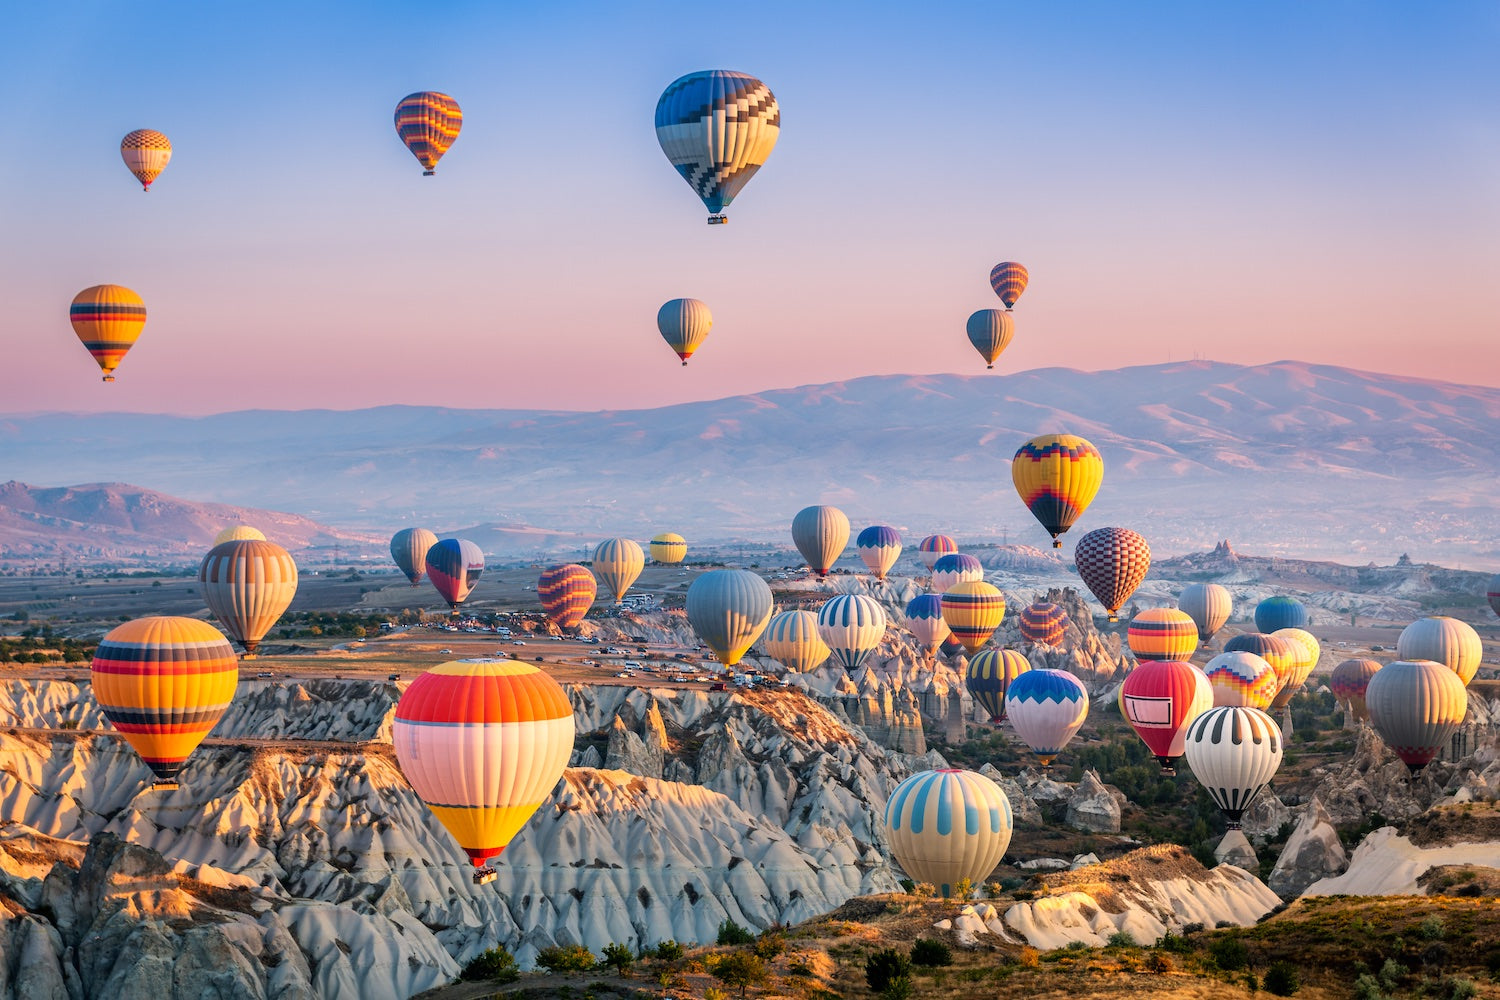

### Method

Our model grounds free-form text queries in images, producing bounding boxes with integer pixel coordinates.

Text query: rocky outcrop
[1240,789,1294,842]
[1214,829,1258,870]
[1267,798,1347,898]
[1305,825,1500,897]
[1066,770,1123,834]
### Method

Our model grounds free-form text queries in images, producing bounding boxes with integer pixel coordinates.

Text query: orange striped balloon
[940,580,1007,654]
[393,659,575,878]
[989,261,1029,309]
[91,616,238,784]
[1127,608,1199,662]
[1223,633,1297,697]
[199,540,299,657]
[70,284,146,382]
[394,92,462,175]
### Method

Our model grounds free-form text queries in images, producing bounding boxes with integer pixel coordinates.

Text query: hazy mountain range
[4,360,1497,564]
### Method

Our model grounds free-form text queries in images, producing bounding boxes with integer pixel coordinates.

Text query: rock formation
[1267,798,1347,898]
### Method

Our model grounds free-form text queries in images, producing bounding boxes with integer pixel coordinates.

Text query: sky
[2,0,1498,415]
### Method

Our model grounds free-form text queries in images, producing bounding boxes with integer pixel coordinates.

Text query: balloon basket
[102,375,115,383]
[423,170,435,176]
[151,780,179,791]
[706,214,727,225]
[473,867,497,885]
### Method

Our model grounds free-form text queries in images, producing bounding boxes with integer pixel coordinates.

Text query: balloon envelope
[1487,574,1500,618]
[215,525,265,545]
[390,527,438,585]
[1254,597,1307,634]
[199,540,298,657]
[792,505,849,577]
[1179,584,1232,644]
[593,538,645,604]
[856,525,902,580]
[817,594,887,671]
[1120,660,1213,770]
[903,594,951,651]
[762,609,831,673]
[1203,651,1279,709]
[650,533,688,564]
[1005,669,1089,765]
[931,553,984,595]
[120,129,171,191]
[657,299,712,364]
[393,659,574,869]
[91,616,238,784]
[1127,608,1199,662]
[1183,706,1283,828]
[685,569,773,667]
[1223,634,1297,696]
[427,538,484,609]
[394,92,462,174]
[883,769,1013,897]
[940,581,1006,654]
[655,70,779,218]
[966,309,1015,368]
[1012,434,1103,548]
[1330,658,1382,722]
[1019,602,1070,646]
[917,535,958,570]
[1075,527,1151,620]
[989,261,1029,308]
[966,649,1030,722]
[70,284,145,381]
[1366,659,1468,771]
[1397,616,1482,686]
[537,564,597,629]
[1270,628,1321,710]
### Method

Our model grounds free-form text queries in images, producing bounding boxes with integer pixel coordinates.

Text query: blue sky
[2,1,1497,413]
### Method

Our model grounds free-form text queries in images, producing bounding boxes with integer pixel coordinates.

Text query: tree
[716,919,755,946]
[865,949,913,993]
[600,942,634,977]
[535,944,596,973]
[711,952,766,999]
[458,947,519,983]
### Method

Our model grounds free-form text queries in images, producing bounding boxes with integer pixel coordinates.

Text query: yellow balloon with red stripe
[393,659,575,875]
[90,616,239,784]
[1011,434,1104,548]
[1127,608,1199,662]
[199,540,299,657]
[940,580,1007,654]
[70,284,146,382]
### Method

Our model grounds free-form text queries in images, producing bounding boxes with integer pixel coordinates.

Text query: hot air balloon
[903,595,952,652]
[655,70,779,224]
[966,649,1030,723]
[1331,658,1381,723]
[686,569,773,667]
[1365,660,1467,772]
[939,634,966,660]
[1254,597,1307,634]
[427,538,484,610]
[650,532,688,564]
[1269,628,1320,710]
[817,595,887,671]
[390,527,439,586]
[592,538,645,604]
[1075,527,1150,622]
[1396,616,1482,686]
[1127,608,1199,662]
[791,505,849,578]
[1119,660,1213,773]
[1179,584,1232,646]
[856,526,902,581]
[1018,602,1070,646]
[1005,669,1088,766]
[989,261,1029,309]
[199,540,298,658]
[657,298,712,365]
[1183,707,1283,828]
[120,129,171,191]
[1203,651,1279,709]
[965,310,1015,370]
[537,564,597,629]
[1223,634,1297,696]
[393,658,574,883]
[394,91,462,175]
[91,616,238,789]
[883,769,1013,897]
[941,581,1006,654]
[762,609,831,673]
[931,553,984,595]
[1487,574,1500,618]
[214,525,265,545]
[918,534,958,570]
[70,284,145,382]
[1012,434,1103,548]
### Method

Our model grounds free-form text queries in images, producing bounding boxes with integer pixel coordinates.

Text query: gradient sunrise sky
[2,1,1497,415]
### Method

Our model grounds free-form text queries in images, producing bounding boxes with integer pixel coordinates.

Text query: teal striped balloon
[882,768,1013,897]
[685,569,772,667]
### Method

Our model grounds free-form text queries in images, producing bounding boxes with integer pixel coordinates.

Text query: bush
[911,882,936,899]
[1445,977,1478,1000]
[1419,916,1447,941]
[753,932,785,960]
[716,919,755,946]
[866,948,913,993]
[1352,974,1383,1000]
[654,940,684,962]
[600,943,634,976]
[459,946,519,983]
[1264,961,1300,996]
[1106,931,1136,948]
[881,975,914,1000]
[711,952,766,999]
[1379,958,1408,991]
[910,938,952,967]
[536,944,597,974]
[898,878,915,894]
[1019,946,1040,968]
[952,877,974,901]
[1210,936,1249,971]
[1157,933,1192,954]
[1145,952,1174,973]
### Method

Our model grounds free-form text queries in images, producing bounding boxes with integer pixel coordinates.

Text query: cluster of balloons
[965,261,1029,370]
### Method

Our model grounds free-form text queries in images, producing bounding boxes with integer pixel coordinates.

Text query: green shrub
[1419,916,1447,941]
[1264,960,1300,996]
[536,944,597,974]
[1210,936,1249,971]
[866,948,913,993]
[910,938,952,967]
[600,943,634,976]
[654,940,685,962]
[1156,932,1192,954]
[459,946,519,983]
[711,952,766,999]
[881,974,914,1000]
[1446,977,1478,1000]
[753,932,785,960]
[716,919,755,946]
[1379,958,1407,991]
[1106,931,1136,948]
[1352,973,1384,1000]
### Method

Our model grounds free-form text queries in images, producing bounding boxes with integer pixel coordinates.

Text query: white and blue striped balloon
[817,594,887,671]
[883,768,1013,896]
[1004,669,1089,765]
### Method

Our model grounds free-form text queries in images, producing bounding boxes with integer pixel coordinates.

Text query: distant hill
[3,361,1497,563]
[0,481,383,566]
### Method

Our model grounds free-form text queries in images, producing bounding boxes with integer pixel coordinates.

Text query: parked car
[710,682,727,692]
[438,649,452,654]
[512,640,527,646]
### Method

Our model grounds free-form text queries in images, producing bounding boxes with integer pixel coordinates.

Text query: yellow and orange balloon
[70,285,146,382]
[1012,434,1103,548]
